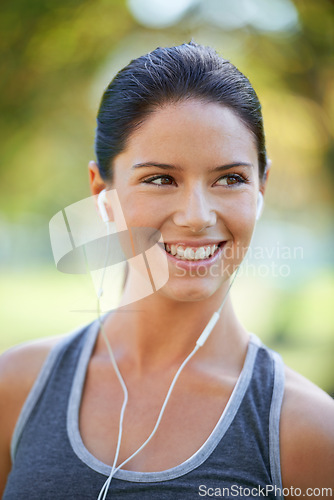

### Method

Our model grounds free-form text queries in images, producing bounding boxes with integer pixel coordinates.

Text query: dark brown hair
[95,42,267,181]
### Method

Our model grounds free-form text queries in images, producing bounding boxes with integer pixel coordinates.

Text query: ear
[88,161,114,222]
[88,161,106,196]
[260,159,271,196]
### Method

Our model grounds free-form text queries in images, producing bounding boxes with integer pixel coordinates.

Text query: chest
[79,361,237,472]
[6,335,280,500]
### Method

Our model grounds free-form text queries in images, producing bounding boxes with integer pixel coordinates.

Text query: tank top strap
[10,320,100,463]
[249,334,285,498]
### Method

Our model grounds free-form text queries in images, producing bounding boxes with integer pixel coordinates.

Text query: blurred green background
[0,0,333,394]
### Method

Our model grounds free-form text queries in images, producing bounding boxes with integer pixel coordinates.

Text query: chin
[158,277,224,303]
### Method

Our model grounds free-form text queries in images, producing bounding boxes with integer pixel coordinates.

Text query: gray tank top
[3,320,285,499]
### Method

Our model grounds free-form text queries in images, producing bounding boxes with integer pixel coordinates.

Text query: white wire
[217,266,240,315]
[96,222,129,500]
[96,226,241,498]
[109,342,200,475]
[97,339,200,499]
[97,319,129,500]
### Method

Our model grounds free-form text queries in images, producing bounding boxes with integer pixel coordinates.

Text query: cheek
[119,192,167,228]
[114,193,168,262]
[223,198,256,253]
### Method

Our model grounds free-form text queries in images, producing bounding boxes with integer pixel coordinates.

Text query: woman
[0,42,333,499]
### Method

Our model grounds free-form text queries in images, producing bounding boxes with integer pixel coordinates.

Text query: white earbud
[97,189,110,223]
[256,192,264,220]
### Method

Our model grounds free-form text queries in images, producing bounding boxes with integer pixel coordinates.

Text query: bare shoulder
[0,334,67,495]
[0,334,69,442]
[0,334,65,396]
[280,365,334,494]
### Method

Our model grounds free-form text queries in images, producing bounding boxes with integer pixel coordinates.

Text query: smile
[164,243,222,261]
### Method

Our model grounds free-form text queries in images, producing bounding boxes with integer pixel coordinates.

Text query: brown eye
[226,177,238,185]
[215,174,246,186]
[159,176,173,185]
[144,175,175,185]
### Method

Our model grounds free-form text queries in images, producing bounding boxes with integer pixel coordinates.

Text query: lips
[164,242,223,261]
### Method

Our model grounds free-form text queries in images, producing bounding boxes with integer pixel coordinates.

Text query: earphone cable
[96,222,129,500]
[96,222,241,498]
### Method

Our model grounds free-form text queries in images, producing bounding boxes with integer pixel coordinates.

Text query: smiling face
[92,99,266,303]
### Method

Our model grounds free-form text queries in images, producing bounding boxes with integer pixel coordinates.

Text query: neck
[100,280,248,374]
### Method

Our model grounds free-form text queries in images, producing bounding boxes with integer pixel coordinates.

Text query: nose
[173,184,216,232]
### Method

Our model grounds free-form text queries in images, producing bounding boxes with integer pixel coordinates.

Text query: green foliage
[1,0,333,217]
[0,0,333,394]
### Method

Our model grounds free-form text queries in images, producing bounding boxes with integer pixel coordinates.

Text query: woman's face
[103,99,265,303]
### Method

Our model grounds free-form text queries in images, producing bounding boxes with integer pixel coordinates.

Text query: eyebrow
[132,161,253,171]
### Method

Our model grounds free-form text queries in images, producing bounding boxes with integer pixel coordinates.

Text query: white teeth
[184,247,195,259]
[176,246,185,257]
[165,243,221,261]
[195,247,206,260]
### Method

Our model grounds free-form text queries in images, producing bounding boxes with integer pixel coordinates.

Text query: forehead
[117,99,258,170]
